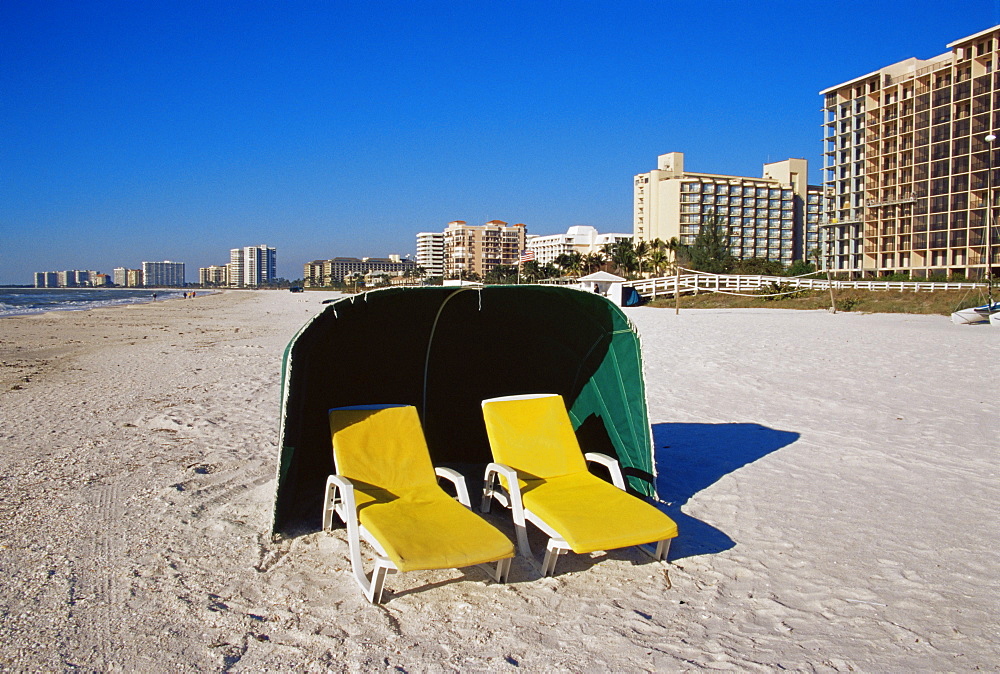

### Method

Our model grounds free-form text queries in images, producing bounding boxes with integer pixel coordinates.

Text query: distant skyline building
[113,267,144,287]
[244,244,277,286]
[227,244,276,287]
[303,255,416,287]
[821,24,1000,279]
[525,226,632,267]
[228,248,244,288]
[634,152,820,267]
[443,220,527,279]
[33,270,104,288]
[33,272,58,288]
[416,231,445,278]
[199,265,229,286]
[142,261,185,287]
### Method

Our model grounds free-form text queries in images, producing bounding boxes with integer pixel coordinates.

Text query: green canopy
[272,285,654,535]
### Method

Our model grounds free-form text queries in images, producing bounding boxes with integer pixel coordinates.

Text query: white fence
[623,274,985,300]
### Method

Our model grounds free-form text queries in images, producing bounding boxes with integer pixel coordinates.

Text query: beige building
[821,25,1000,279]
[303,255,415,287]
[113,267,144,287]
[634,152,820,266]
[199,265,228,286]
[525,226,632,266]
[443,220,527,278]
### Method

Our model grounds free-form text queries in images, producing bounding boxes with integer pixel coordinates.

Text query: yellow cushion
[330,406,438,492]
[521,472,678,554]
[358,485,514,572]
[330,406,513,572]
[482,394,587,479]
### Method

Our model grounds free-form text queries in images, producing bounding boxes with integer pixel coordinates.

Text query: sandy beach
[1,289,997,671]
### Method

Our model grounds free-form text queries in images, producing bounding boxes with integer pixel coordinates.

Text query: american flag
[519,249,535,264]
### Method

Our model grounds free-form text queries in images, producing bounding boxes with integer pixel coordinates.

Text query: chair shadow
[653,422,799,560]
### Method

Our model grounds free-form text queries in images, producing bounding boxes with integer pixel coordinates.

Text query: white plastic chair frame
[481,454,670,577]
[324,467,511,604]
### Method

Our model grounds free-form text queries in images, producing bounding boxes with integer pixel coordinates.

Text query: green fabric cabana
[272,285,654,535]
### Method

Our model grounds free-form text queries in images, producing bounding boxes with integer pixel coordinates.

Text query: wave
[0,289,188,318]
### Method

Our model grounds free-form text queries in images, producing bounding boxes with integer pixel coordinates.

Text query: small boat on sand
[951,302,1000,325]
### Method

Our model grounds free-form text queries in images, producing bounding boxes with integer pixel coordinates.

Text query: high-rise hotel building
[821,25,1000,279]
[634,152,821,266]
[443,220,527,278]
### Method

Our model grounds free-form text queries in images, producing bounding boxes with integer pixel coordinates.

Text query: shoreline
[1,291,997,670]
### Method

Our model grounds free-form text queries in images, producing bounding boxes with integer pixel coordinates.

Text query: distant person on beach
[152,293,157,301]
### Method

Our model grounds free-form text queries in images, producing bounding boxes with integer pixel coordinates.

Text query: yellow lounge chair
[481,393,677,576]
[323,405,514,603]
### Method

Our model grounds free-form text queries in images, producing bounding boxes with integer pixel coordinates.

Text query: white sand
[0,291,997,670]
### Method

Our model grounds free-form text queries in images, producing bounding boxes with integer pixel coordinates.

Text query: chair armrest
[434,466,472,507]
[584,452,626,490]
[484,462,523,507]
[323,474,357,530]
[483,462,531,556]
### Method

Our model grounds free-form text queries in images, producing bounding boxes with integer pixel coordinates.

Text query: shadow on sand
[653,422,799,560]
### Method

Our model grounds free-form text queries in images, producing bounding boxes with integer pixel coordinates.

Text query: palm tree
[555,251,583,277]
[484,264,518,284]
[634,240,650,277]
[568,252,584,277]
[808,247,823,270]
[663,237,683,271]
[648,249,670,277]
[554,253,583,276]
[600,242,617,267]
[583,252,604,274]
[520,260,543,282]
[610,240,638,278]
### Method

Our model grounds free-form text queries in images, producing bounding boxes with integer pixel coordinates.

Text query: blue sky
[2,1,998,283]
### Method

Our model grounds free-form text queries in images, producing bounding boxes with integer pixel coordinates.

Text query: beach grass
[645,287,992,315]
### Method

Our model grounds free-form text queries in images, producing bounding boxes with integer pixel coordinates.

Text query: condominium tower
[821,25,1000,279]
[415,232,445,277]
[228,245,277,287]
[443,220,527,278]
[634,152,820,266]
[142,261,185,287]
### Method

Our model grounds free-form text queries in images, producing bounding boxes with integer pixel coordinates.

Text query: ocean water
[0,288,188,318]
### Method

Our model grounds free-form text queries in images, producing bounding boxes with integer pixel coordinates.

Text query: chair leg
[322,478,340,531]
[541,539,568,577]
[496,557,511,583]
[638,538,671,562]
[479,556,512,583]
[358,558,394,604]
[513,521,532,558]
